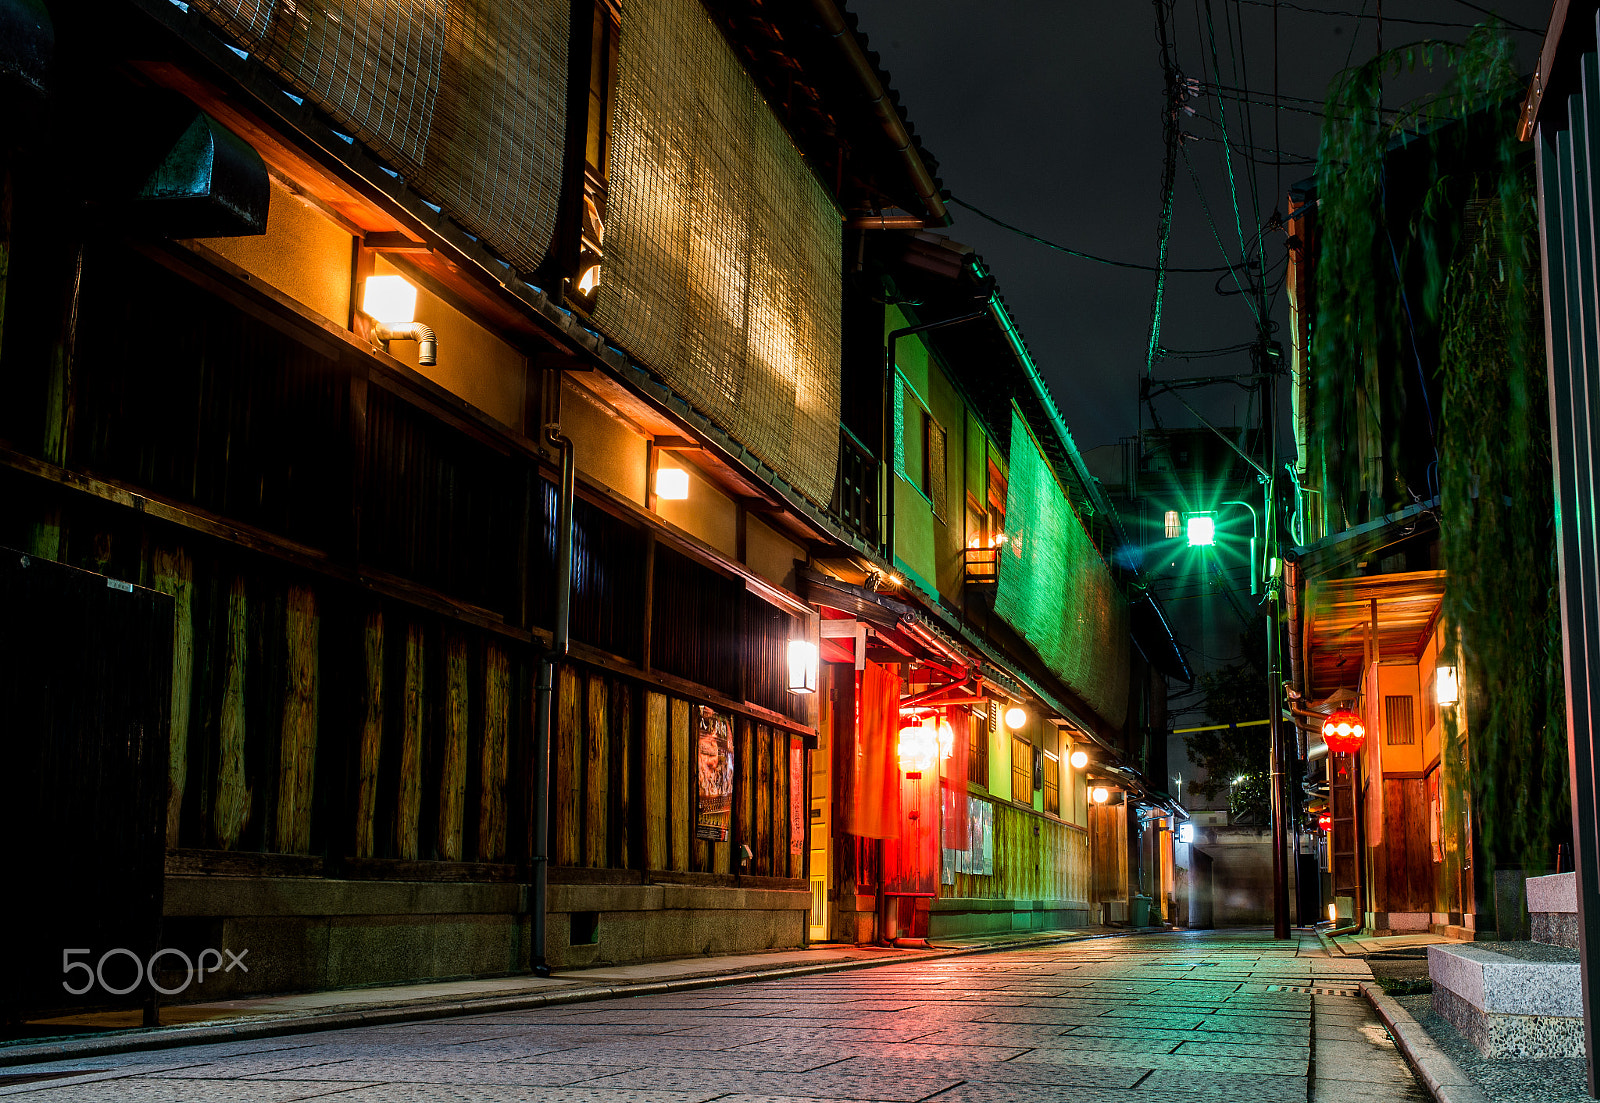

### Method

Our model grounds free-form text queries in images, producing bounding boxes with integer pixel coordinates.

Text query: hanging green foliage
[1314,27,1567,872]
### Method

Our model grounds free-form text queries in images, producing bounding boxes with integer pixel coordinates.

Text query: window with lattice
[927,417,948,520]
[1043,749,1060,815]
[1011,735,1033,803]
[968,711,989,788]
[1384,695,1415,745]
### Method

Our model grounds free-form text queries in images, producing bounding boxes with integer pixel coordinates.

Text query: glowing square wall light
[787,639,818,694]
[1436,664,1459,707]
[1186,513,1216,547]
[655,465,690,500]
[363,275,416,325]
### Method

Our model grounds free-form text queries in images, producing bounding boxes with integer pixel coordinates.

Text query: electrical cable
[1441,0,1539,35]
[946,196,1234,274]
[1232,0,1537,32]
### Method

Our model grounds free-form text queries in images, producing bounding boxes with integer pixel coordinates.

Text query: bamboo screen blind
[593,0,844,507]
[193,0,568,274]
[994,411,1130,728]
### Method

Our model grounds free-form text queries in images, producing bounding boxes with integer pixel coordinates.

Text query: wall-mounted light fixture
[1069,748,1089,770]
[1176,823,1195,844]
[1091,786,1110,804]
[1004,706,1027,730]
[897,719,938,777]
[363,274,437,366]
[655,465,690,501]
[786,639,818,695]
[1436,664,1459,707]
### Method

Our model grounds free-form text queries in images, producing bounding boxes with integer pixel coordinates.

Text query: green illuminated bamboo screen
[995,411,1129,728]
[192,0,568,274]
[593,0,844,507]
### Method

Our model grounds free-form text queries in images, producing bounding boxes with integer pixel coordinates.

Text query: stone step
[1427,941,1582,1058]
[1526,871,1578,949]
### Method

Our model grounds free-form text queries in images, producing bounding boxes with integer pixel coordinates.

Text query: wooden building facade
[0,0,1184,1020]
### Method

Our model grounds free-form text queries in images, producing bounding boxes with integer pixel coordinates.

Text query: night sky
[849,0,1553,454]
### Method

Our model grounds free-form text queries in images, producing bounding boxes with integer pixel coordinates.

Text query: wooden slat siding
[610,678,632,869]
[772,733,788,878]
[275,583,319,854]
[734,717,751,874]
[397,622,426,860]
[437,634,471,861]
[478,642,509,861]
[151,546,194,845]
[215,575,252,849]
[355,609,384,858]
[755,724,773,876]
[670,696,690,872]
[556,665,583,866]
[645,691,668,871]
[584,672,609,868]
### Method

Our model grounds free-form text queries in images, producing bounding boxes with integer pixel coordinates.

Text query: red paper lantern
[1321,707,1366,754]
[1317,812,1332,832]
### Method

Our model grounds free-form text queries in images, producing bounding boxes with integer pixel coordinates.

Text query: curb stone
[0,927,1121,1068]
[1361,980,1492,1103]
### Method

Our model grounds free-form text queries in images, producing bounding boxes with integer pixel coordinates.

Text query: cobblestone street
[0,930,1428,1102]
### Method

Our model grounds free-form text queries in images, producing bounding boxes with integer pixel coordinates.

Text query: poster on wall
[944,799,995,877]
[696,705,734,841]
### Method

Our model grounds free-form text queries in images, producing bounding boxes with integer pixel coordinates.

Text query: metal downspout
[806,0,949,226]
[531,421,575,977]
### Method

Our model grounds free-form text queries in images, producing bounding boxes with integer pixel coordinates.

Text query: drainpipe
[372,321,437,366]
[806,0,949,226]
[531,420,575,977]
[882,313,984,563]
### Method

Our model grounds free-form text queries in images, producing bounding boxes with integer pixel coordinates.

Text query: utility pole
[1261,341,1291,939]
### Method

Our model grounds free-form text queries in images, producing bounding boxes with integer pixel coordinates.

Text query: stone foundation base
[1532,912,1580,950]
[1433,984,1585,1058]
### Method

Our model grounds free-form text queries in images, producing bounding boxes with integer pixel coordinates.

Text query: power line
[1233,0,1538,32]
[947,195,1235,274]
[1441,0,1540,34]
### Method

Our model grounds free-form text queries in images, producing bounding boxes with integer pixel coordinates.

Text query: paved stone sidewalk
[0,929,1426,1102]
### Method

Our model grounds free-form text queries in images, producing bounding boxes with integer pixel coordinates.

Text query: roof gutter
[807,0,950,226]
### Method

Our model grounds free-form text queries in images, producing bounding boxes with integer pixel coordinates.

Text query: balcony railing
[964,546,999,591]
[829,426,879,547]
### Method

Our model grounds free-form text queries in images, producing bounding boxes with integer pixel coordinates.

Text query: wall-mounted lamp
[786,639,818,695]
[898,719,938,777]
[1436,664,1459,707]
[655,465,690,501]
[1185,512,1216,547]
[1004,706,1027,730]
[1069,748,1089,770]
[1176,823,1195,844]
[1091,785,1110,804]
[363,274,436,366]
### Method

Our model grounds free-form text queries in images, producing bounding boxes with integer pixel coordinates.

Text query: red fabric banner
[848,659,902,839]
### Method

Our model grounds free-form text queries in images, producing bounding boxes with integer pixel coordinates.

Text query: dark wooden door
[1,549,171,1024]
